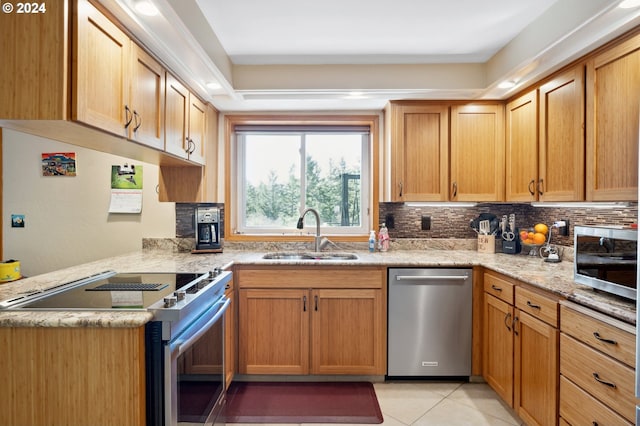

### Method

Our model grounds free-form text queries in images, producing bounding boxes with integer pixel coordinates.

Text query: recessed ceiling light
[619,0,640,8]
[133,0,158,16]
[343,91,368,99]
[498,81,516,89]
[206,81,222,90]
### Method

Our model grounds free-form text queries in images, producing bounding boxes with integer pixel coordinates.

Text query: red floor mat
[223,381,384,424]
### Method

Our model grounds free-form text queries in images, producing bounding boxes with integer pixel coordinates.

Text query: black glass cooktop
[16,272,203,310]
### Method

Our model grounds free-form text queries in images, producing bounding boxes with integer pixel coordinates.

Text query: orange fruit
[534,223,549,235]
[528,231,535,239]
[532,232,546,244]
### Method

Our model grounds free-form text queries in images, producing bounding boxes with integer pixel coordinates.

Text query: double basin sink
[262,252,359,261]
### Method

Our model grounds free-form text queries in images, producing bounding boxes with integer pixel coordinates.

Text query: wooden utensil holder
[477,235,495,253]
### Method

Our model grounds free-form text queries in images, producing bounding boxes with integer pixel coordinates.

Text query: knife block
[502,238,521,254]
[477,235,495,253]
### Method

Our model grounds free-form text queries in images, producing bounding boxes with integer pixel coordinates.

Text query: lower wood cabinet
[559,302,636,425]
[483,271,559,426]
[237,266,386,375]
[0,326,146,426]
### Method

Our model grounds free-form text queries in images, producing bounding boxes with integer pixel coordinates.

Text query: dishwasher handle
[394,275,469,282]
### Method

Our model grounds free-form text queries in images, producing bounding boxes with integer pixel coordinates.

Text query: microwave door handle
[170,298,230,358]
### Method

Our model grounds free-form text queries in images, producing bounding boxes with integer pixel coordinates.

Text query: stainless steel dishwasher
[387,268,472,378]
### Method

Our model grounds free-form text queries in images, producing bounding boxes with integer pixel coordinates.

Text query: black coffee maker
[194,206,222,252]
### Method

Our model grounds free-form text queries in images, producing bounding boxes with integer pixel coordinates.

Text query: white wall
[3,129,176,277]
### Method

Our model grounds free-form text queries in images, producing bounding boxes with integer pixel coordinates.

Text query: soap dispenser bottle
[378,223,390,252]
[368,230,376,252]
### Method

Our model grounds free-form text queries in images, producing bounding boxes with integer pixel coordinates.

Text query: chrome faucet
[297,208,323,252]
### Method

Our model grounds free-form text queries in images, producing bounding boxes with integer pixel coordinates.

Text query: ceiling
[106,0,640,111]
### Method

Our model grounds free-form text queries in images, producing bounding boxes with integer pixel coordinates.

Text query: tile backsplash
[174,202,637,249]
[379,202,638,247]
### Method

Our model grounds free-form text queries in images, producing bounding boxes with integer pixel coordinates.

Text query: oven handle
[169,297,230,358]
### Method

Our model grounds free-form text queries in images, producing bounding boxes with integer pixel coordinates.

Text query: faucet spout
[297,208,322,251]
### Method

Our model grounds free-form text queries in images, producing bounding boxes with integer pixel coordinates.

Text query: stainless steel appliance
[387,268,472,378]
[574,225,637,300]
[0,269,232,426]
[195,206,222,252]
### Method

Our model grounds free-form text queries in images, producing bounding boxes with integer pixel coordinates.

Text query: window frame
[224,115,380,242]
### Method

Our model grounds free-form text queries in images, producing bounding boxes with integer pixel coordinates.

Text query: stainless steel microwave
[574,225,637,300]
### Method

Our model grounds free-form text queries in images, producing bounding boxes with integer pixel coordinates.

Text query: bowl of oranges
[519,223,549,256]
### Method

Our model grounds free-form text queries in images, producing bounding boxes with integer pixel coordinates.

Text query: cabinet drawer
[560,333,636,422]
[560,303,635,367]
[560,376,633,426]
[515,286,558,327]
[483,272,515,304]
[237,267,385,289]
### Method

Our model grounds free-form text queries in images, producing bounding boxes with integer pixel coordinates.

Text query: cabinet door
[505,90,538,201]
[514,310,558,426]
[390,103,449,201]
[539,66,585,201]
[187,95,207,165]
[74,0,130,136]
[238,289,309,374]
[165,73,189,159]
[451,104,505,201]
[311,289,384,375]
[586,33,640,201]
[130,44,165,150]
[483,293,514,406]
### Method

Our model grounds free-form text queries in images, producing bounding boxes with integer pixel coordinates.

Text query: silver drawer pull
[592,372,616,388]
[593,332,617,345]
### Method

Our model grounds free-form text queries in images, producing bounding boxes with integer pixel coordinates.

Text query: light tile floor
[373,382,523,426]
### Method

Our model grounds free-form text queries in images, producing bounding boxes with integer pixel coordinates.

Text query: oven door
[167,297,230,426]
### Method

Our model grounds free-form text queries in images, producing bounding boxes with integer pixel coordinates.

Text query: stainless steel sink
[262,252,358,261]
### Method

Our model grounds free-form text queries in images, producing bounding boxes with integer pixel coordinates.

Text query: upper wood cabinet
[586,32,640,201]
[74,0,166,150]
[73,0,131,137]
[389,103,449,201]
[450,104,505,201]
[165,73,206,165]
[506,66,585,202]
[188,95,207,165]
[0,0,209,174]
[165,74,190,159]
[0,0,68,120]
[505,90,538,201]
[130,45,165,150]
[539,66,585,201]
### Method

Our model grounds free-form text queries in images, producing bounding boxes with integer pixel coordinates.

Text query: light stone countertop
[0,245,635,327]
